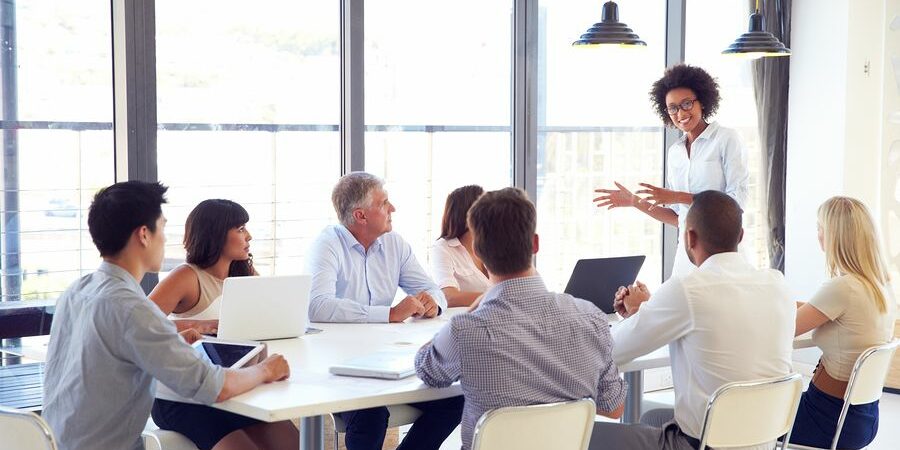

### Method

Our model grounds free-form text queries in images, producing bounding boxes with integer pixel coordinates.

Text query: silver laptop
[329,351,417,380]
[217,275,311,341]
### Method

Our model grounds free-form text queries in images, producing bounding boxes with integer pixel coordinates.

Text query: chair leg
[334,431,339,450]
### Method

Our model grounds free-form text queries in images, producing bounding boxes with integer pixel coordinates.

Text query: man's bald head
[685,190,743,255]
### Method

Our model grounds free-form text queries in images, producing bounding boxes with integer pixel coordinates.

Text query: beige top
[170,263,224,320]
[809,275,896,381]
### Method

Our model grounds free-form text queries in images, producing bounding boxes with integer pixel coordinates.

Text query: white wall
[786,0,886,299]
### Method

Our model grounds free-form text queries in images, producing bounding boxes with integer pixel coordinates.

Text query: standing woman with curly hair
[594,64,749,278]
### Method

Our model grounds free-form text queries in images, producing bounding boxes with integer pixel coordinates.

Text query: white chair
[331,404,422,450]
[0,405,58,450]
[788,339,899,450]
[470,398,595,450]
[697,372,803,450]
[142,418,200,450]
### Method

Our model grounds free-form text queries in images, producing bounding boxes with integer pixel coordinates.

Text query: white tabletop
[7,308,816,423]
[214,313,463,422]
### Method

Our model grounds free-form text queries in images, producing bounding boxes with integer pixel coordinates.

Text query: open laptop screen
[563,256,645,314]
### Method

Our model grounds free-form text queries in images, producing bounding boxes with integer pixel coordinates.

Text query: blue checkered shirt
[415,275,627,449]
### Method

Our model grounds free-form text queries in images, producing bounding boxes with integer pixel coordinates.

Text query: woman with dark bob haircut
[430,185,491,307]
[593,64,749,277]
[148,199,299,450]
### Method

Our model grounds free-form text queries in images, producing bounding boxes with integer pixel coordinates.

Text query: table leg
[623,371,643,424]
[300,415,325,450]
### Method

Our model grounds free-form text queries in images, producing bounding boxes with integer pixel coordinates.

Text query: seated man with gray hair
[308,171,447,323]
[307,172,462,450]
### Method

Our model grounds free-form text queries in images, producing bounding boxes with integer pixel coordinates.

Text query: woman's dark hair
[184,199,254,277]
[439,185,484,240]
[649,64,720,127]
[88,181,168,257]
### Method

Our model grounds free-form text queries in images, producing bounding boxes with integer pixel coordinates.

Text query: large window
[364,0,513,266]
[536,0,666,291]
[0,1,114,303]
[156,1,340,276]
[685,0,769,269]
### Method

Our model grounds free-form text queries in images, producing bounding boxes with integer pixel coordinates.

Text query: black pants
[336,396,464,450]
[152,399,263,450]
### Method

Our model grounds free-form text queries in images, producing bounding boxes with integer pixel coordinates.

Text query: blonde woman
[790,197,896,449]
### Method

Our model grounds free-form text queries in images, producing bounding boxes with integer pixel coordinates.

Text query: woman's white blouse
[667,121,750,278]
[430,238,492,292]
[666,121,749,220]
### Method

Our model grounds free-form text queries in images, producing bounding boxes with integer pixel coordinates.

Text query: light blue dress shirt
[43,262,224,450]
[307,225,446,323]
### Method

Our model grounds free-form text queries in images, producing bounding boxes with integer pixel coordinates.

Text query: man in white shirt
[589,190,795,450]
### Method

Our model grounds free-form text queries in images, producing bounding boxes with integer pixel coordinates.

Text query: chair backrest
[826,339,900,450]
[698,373,803,450]
[0,405,58,450]
[470,399,595,450]
[844,339,899,406]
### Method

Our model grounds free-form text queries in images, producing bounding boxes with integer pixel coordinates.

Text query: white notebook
[329,351,417,380]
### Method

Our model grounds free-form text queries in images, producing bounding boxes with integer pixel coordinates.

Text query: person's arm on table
[124,302,289,405]
[795,280,845,337]
[415,322,461,388]
[217,355,290,402]
[440,287,482,308]
[795,304,829,337]
[611,278,693,365]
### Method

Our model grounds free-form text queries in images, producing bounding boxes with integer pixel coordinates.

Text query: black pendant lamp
[722,1,790,58]
[572,1,646,48]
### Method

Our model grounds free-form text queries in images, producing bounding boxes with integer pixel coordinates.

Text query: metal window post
[111,0,159,293]
[341,0,364,175]
[512,0,538,199]
[662,0,686,282]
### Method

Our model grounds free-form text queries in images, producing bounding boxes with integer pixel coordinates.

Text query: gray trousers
[588,409,697,450]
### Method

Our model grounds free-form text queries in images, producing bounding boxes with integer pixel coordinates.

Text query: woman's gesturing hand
[593,182,639,209]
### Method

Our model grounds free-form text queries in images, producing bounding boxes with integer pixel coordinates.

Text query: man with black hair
[43,181,291,450]
[415,187,626,450]
[589,190,795,450]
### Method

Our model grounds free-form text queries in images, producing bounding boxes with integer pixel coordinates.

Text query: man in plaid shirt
[415,187,626,449]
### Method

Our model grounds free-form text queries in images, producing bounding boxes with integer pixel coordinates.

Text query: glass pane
[685,0,770,269]
[0,1,114,306]
[156,1,340,276]
[537,0,666,291]
[365,0,513,266]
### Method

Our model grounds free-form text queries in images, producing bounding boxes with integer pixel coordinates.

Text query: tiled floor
[421,388,900,449]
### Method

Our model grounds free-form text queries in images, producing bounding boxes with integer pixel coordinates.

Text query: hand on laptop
[613,281,651,318]
[415,291,440,318]
[389,296,426,322]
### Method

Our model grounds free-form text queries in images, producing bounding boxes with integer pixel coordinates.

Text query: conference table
[209,309,813,450]
[7,308,814,450]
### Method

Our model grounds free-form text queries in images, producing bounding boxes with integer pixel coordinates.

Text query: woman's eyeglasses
[666,98,697,115]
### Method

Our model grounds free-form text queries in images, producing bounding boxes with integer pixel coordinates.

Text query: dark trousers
[336,396,464,450]
[788,382,880,449]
